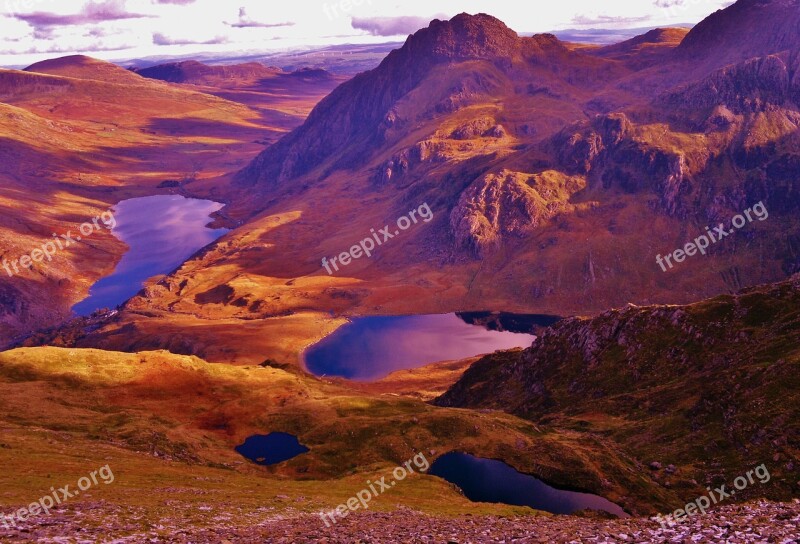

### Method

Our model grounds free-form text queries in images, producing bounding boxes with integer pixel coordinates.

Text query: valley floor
[1,500,798,543]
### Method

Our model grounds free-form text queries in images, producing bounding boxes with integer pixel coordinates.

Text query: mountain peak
[398,13,520,62]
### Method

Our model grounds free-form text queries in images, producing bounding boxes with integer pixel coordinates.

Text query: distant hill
[24,55,147,85]
[133,60,282,85]
[551,25,693,45]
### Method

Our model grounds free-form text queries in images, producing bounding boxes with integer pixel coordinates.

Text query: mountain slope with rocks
[436,275,800,503]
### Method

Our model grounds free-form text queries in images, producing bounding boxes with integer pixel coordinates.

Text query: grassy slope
[0,347,681,519]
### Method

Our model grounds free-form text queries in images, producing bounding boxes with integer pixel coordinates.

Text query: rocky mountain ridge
[436,275,800,502]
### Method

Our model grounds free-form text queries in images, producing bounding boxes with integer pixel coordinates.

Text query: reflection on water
[304,313,537,381]
[456,311,562,334]
[429,452,628,517]
[72,195,228,316]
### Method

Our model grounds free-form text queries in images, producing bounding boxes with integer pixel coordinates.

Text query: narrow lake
[304,313,541,380]
[429,452,628,517]
[72,195,228,316]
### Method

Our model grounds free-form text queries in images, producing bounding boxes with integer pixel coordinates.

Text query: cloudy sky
[0,0,731,67]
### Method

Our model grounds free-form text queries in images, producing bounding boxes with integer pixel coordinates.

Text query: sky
[0,0,732,67]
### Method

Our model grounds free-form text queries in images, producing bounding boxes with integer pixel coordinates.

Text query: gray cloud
[152,32,228,46]
[13,0,153,27]
[226,7,294,29]
[351,15,447,37]
[653,0,684,7]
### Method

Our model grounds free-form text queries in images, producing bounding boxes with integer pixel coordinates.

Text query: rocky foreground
[1,500,798,543]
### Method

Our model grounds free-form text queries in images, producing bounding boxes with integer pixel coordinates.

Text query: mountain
[596,27,690,69]
[4,3,800,539]
[131,59,344,127]
[134,60,282,85]
[677,0,800,69]
[36,2,800,366]
[235,13,618,189]
[24,55,148,85]
[552,26,692,46]
[436,275,800,503]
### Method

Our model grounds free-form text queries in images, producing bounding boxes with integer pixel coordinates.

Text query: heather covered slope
[436,275,800,503]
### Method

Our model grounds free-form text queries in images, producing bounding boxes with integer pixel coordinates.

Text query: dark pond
[235,432,310,466]
[304,313,543,381]
[72,195,228,315]
[428,452,628,517]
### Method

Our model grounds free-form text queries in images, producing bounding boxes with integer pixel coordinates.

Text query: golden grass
[0,347,673,516]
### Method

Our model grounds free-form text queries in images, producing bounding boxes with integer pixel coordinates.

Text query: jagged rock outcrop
[371,140,447,185]
[450,169,583,256]
[661,52,800,115]
[549,113,693,216]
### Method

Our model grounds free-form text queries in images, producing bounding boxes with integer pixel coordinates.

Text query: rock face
[450,169,583,256]
[370,140,447,186]
[662,52,800,115]
[549,113,693,216]
[435,275,800,501]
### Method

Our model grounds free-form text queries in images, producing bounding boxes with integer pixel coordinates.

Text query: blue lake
[235,432,310,466]
[429,452,628,517]
[303,313,540,381]
[72,195,228,316]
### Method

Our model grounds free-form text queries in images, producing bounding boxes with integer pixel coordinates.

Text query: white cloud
[0,0,732,67]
